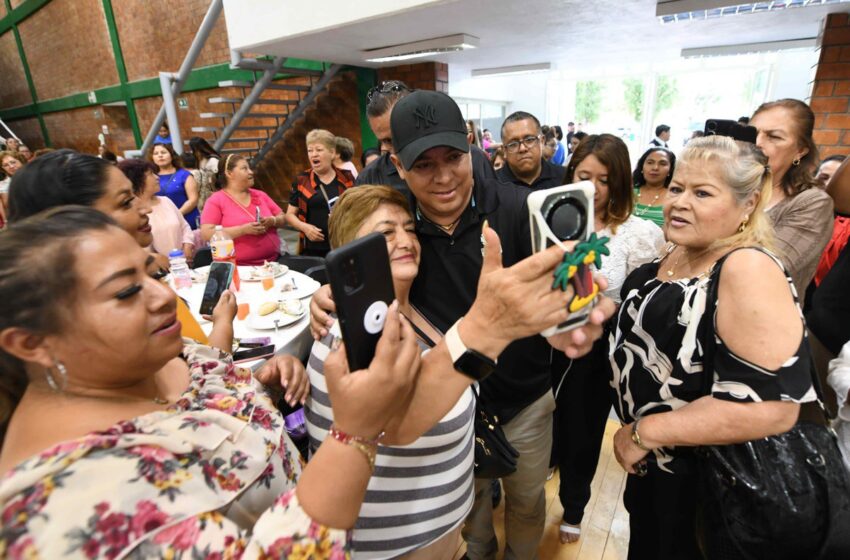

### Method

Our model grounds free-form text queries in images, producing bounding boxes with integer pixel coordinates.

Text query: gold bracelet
[631,418,652,452]
[328,425,379,472]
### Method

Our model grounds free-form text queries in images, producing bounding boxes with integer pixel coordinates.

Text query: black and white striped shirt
[305,326,475,559]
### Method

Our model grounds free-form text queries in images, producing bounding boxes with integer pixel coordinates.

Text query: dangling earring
[792,158,801,166]
[46,360,67,392]
[738,215,749,233]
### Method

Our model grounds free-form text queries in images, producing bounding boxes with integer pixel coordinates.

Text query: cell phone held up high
[527,181,596,336]
[704,119,757,143]
[326,232,395,372]
[199,261,235,316]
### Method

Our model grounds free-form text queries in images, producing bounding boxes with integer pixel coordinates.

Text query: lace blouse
[0,342,349,559]
[598,214,666,304]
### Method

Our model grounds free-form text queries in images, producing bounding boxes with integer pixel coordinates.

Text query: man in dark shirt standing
[496,111,566,191]
[387,91,581,560]
[356,80,495,196]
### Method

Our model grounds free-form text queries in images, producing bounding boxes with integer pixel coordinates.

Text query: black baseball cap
[390,90,469,170]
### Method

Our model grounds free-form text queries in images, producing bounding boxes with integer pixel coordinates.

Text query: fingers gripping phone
[528,181,597,336]
[326,232,395,371]
[199,261,235,316]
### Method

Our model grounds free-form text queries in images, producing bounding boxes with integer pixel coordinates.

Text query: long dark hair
[752,98,819,197]
[148,142,183,171]
[189,136,220,163]
[0,206,118,442]
[565,134,633,229]
[633,147,676,188]
[7,150,113,223]
[117,158,159,195]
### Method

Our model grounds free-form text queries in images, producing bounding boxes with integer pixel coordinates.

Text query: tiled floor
[451,419,629,560]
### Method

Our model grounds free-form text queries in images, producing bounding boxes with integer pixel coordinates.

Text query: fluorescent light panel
[657,0,850,23]
[681,37,817,57]
[363,34,478,63]
[471,63,552,78]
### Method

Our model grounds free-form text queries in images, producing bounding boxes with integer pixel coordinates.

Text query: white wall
[449,69,549,126]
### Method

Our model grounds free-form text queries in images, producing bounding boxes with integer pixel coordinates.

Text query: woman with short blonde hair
[609,135,817,558]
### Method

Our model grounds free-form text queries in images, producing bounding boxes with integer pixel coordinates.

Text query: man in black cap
[388,90,597,560]
[356,80,495,196]
[496,111,565,191]
[312,90,615,559]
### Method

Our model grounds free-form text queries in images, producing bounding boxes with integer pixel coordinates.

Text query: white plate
[241,263,289,282]
[278,276,321,299]
[247,308,307,330]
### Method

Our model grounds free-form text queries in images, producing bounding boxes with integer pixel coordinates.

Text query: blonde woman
[609,136,815,558]
[285,129,355,257]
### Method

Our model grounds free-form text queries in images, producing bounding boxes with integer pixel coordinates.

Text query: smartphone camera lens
[706,120,717,135]
[545,196,586,241]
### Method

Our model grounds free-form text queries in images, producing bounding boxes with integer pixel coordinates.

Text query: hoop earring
[738,215,749,234]
[46,360,67,392]
[792,158,801,166]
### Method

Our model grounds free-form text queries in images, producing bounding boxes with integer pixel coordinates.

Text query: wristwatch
[445,319,497,381]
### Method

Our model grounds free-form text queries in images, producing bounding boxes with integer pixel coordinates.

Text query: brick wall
[111,0,231,82]
[7,117,44,149]
[41,105,139,155]
[811,11,850,159]
[377,62,448,92]
[19,0,118,100]
[0,31,30,108]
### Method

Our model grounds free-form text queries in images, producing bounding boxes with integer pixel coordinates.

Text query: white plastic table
[174,265,319,368]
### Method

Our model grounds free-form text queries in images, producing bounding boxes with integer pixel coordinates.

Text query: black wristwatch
[445,319,497,381]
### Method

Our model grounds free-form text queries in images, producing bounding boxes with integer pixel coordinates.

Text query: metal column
[159,72,183,154]
[141,0,223,154]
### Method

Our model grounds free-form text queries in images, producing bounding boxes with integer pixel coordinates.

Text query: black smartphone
[326,232,395,371]
[233,344,275,363]
[199,261,235,315]
[704,119,757,143]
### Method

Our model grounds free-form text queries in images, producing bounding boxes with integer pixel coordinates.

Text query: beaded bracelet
[328,425,382,472]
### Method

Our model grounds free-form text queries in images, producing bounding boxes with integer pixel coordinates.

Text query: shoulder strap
[699,247,830,422]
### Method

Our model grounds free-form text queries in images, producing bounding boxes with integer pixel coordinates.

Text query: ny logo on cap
[414,105,438,129]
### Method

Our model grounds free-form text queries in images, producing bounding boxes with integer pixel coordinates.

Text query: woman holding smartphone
[200,154,286,266]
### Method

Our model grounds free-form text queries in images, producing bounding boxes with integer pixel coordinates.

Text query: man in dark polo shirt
[496,111,565,191]
[356,80,495,197]
[386,91,560,560]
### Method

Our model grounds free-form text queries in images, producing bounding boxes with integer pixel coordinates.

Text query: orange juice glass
[237,303,250,320]
[262,276,274,291]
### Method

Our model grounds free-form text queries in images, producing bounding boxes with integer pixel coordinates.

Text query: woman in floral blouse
[0,206,422,559]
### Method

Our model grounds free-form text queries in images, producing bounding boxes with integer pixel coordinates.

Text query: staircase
[194,59,343,168]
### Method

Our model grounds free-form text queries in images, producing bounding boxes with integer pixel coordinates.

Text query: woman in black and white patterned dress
[608,135,815,559]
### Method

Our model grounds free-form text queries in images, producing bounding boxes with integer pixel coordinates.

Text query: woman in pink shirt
[118,159,195,265]
[200,154,286,265]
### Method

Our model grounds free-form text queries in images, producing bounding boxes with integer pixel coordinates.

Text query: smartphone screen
[326,232,395,371]
[233,344,275,363]
[199,261,235,315]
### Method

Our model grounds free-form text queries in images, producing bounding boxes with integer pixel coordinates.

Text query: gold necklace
[665,246,714,278]
[634,187,662,216]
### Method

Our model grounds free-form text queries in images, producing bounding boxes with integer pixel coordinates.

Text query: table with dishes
[175,262,321,368]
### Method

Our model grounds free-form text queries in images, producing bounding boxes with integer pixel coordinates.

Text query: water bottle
[209,225,240,289]
[210,225,235,261]
[168,249,193,290]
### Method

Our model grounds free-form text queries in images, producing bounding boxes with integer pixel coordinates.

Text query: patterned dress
[0,342,349,559]
[609,249,816,473]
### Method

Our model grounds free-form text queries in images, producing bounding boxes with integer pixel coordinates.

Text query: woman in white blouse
[554,134,665,544]
[118,159,195,266]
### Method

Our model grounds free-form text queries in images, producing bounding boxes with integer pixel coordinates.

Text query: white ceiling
[230,0,845,75]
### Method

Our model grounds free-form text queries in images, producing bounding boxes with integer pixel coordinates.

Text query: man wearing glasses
[496,112,566,191]
[356,80,496,196]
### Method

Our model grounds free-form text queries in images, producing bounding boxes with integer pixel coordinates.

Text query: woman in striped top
[306,185,474,559]
[632,147,676,228]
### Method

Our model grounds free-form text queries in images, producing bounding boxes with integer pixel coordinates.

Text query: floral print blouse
[0,342,349,559]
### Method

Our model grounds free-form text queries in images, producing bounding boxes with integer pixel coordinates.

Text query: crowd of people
[0,77,849,560]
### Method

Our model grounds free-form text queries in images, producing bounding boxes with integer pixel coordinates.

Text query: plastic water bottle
[169,249,193,290]
[210,225,235,262]
[209,225,240,289]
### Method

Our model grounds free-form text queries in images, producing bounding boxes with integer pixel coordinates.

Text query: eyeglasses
[367,81,410,102]
[504,135,541,153]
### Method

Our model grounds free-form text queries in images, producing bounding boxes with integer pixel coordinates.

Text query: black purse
[471,386,519,479]
[697,252,850,559]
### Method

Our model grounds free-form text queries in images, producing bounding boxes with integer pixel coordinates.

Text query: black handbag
[471,386,519,479]
[697,252,850,559]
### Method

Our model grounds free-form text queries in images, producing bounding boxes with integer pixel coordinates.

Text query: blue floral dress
[0,342,350,559]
